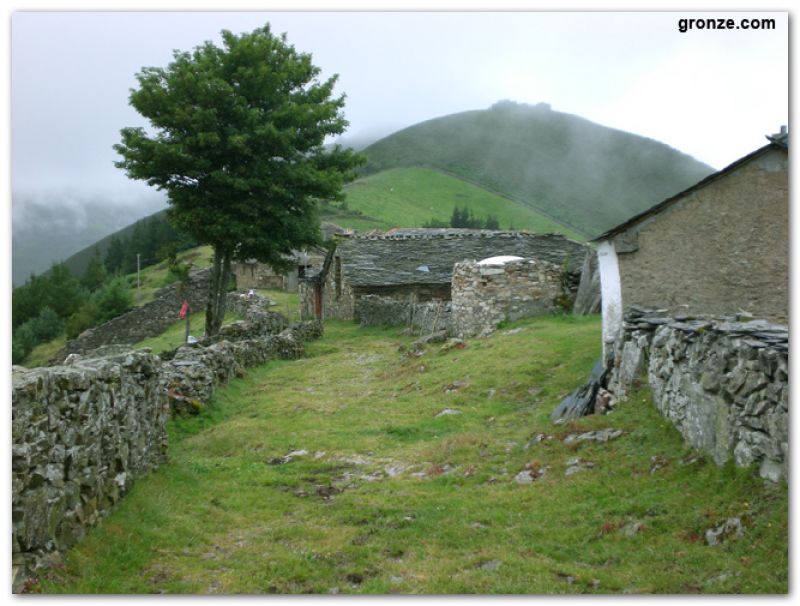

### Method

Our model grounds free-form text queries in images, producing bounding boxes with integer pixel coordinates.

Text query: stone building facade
[233,223,350,293]
[451,257,564,338]
[594,133,789,354]
[233,249,327,293]
[587,131,789,480]
[300,229,590,322]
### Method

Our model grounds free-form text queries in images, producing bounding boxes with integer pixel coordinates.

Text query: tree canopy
[114,24,363,334]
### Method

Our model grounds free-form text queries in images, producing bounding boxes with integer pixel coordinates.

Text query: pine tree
[43,263,86,320]
[104,235,126,274]
[82,249,109,292]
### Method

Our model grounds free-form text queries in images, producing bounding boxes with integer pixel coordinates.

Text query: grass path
[37,317,787,594]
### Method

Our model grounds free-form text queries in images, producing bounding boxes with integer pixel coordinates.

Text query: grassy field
[326,167,585,240]
[134,311,241,354]
[254,289,300,323]
[33,316,787,594]
[22,335,67,368]
[130,246,214,306]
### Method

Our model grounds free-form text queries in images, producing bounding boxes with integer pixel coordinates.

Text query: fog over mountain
[12,191,166,286]
[9,11,787,286]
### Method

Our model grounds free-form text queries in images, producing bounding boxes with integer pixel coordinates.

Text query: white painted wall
[597,240,622,360]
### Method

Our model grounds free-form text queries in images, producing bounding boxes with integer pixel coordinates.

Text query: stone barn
[299,229,590,322]
[233,249,327,292]
[232,222,351,292]
[593,128,788,355]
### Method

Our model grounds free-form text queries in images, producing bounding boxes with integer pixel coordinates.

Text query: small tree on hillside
[104,236,126,274]
[114,25,363,335]
[82,248,109,292]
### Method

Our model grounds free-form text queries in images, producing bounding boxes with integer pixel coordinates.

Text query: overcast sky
[10,9,788,205]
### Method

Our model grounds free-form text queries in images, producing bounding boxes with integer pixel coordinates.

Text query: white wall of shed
[597,240,622,360]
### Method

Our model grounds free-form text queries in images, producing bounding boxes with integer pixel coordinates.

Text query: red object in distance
[179,301,190,319]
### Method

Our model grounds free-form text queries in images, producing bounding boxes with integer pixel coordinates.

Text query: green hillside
[323,167,584,240]
[361,101,715,237]
[58,208,170,278]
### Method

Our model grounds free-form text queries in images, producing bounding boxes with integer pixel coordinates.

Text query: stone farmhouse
[298,228,590,322]
[232,222,352,292]
[233,249,327,292]
[593,128,789,354]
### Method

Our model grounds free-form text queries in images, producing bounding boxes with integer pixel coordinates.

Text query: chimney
[766,125,788,146]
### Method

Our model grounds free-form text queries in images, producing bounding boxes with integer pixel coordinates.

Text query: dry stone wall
[12,351,168,580]
[53,268,212,364]
[451,258,564,338]
[12,292,323,589]
[607,307,788,482]
[201,292,289,345]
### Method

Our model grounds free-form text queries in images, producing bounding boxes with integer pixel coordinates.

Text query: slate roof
[336,230,588,287]
[592,133,789,242]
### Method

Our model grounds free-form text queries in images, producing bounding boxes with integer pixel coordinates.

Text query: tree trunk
[205,251,223,336]
[205,248,233,337]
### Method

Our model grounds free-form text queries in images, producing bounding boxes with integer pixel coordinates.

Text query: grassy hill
[34,316,787,594]
[323,167,584,240]
[360,101,715,237]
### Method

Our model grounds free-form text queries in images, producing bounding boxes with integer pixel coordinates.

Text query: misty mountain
[360,100,715,236]
[12,193,166,286]
[14,102,715,286]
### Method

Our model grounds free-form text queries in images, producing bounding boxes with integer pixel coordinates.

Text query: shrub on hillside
[94,278,134,324]
[29,307,64,342]
[11,307,66,365]
[66,301,100,339]
[11,323,37,365]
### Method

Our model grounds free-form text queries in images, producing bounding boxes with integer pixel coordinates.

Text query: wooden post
[184,309,191,344]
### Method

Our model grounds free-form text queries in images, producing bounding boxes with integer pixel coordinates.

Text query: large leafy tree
[114,25,362,335]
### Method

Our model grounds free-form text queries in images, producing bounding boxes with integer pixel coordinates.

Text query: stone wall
[233,260,286,290]
[613,147,788,324]
[606,307,788,482]
[12,292,323,588]
[200,292,289,345]
[233,252,326,293]
[53,268,212,364]
[162,322,321,416]
[451,258,564,338]
[355,295,452,334]
[12,351,169,579]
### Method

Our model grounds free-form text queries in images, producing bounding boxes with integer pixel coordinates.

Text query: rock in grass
[551,360,607,422]
[620,521,644,538]
[705,517,744,546]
